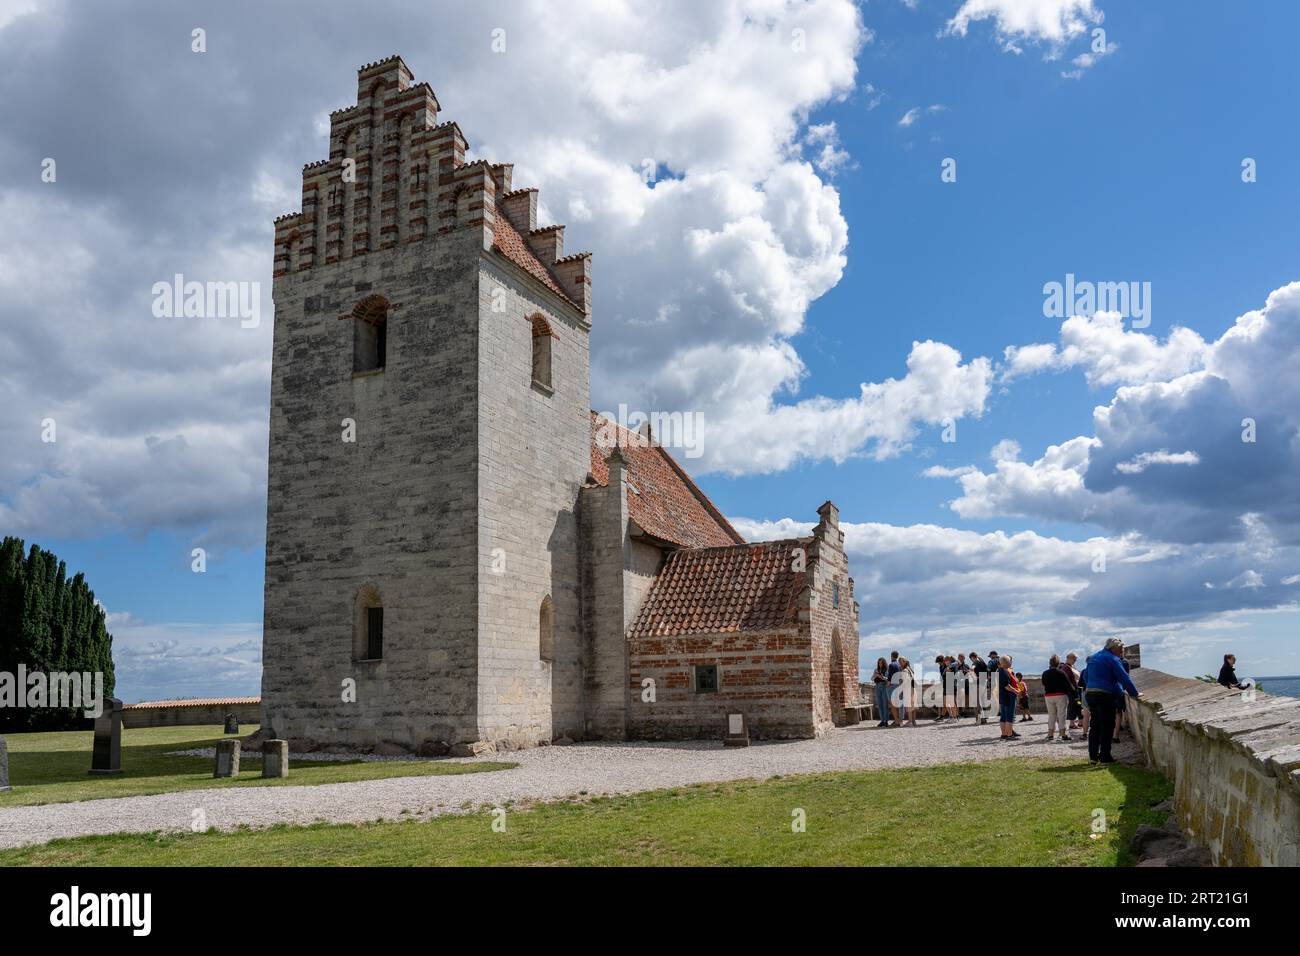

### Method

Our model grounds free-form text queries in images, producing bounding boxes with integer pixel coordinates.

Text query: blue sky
[3,0,1299,700]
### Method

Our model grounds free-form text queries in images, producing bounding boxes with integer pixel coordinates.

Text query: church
[260,56,860,754]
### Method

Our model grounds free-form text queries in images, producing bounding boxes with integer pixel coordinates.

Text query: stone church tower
[262,56,592,753]
[261,56,859,755]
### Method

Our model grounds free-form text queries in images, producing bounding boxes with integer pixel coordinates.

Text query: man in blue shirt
[1083,638,1141,764]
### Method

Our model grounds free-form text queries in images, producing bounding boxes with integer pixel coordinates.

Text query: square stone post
[262,739,289,778]
[89,697,124,775]
[214,739,241,778]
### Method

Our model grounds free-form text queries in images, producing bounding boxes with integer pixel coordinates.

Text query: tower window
[353,583,384,662]
[539,595,555,663]
[366,607,384,661]
[832,581,840,609]
[351,294,390,373]
[527,313,555,392]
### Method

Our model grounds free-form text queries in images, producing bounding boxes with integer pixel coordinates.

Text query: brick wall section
[806,502,861,733]
[123,701,262,729]
[625,502,859,740]
[628,628,814,738]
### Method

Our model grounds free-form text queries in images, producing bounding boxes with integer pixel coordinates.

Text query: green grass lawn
[0,757,1171,866]
[0,724,515,807]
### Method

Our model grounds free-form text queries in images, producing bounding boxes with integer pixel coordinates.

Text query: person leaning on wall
[1082,637,1140,765]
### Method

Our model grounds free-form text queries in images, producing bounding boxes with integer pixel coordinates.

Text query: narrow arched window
[539,595,554,663]
[351,294,389,373]
[528,313,554,392]
[354,584,384,661]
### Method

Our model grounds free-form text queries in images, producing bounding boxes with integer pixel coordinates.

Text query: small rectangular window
[366,607,384,660]
[695,664,719,694]
[832,581,840,609]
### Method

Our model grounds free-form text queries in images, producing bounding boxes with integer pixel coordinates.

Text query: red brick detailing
[527,312,557,338]
[272,55,589,311]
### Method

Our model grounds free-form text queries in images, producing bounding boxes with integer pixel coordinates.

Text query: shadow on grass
[0,725,515,807]
[1038,761,1172,866]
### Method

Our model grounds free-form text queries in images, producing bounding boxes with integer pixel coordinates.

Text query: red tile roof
[124,697,260,710]
[629,539,809,638]
[590,413,744,550]
[491,211,576,307]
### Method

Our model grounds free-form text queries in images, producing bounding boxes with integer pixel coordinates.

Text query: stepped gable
[273,55,590,316]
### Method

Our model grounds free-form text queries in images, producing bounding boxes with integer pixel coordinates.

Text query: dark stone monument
[223,713,239,735]
[262,739,289,778]
[0,734,11,792]
[214,739,241,778]
[89,697,124,775]
[724,712,749,747]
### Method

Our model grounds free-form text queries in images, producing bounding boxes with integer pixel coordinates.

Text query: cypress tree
[0,538,116,731]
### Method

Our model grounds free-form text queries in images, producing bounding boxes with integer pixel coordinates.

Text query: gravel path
[0,719,1133,849]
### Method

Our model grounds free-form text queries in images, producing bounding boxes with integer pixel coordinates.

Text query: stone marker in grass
[0,735,10,792]
[262,739,289,778]
[89,697,123,775]
[215,739,241,778]
[224,713,240,735]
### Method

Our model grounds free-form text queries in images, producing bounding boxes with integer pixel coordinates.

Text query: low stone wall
[122,698,262,729]
[1128,669,1300,867]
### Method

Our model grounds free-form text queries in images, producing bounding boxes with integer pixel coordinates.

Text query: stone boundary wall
[1128,669,1300,867]
[123,699,262,730]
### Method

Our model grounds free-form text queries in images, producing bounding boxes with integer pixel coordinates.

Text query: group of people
[869,637,1143,765]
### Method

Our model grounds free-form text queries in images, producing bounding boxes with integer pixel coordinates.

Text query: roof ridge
[665,537,809,556]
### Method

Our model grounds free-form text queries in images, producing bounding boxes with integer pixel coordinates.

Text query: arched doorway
[829,627,846,725]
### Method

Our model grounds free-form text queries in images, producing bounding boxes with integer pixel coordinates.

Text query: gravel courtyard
[0,719,1135,849]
